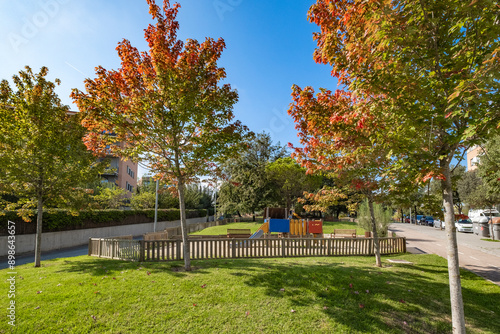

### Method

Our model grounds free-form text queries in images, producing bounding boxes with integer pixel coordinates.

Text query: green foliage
[357,200,392,237]
[130,191,156,210]
[0,66,104,219]
[0,208,206,234]
[93,185,128,209]
[266,157,322,210]
[218,133,287,215]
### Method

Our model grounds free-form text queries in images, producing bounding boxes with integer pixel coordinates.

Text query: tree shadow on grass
[55,255,500,333]
[207,256,499,334]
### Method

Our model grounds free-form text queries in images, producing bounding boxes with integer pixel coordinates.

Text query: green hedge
[0,209,207,235]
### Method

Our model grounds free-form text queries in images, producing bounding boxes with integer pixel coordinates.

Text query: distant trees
[217,133,287,220]
[0,66,102,267]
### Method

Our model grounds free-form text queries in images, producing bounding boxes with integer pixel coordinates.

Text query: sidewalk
[390,223,500,286]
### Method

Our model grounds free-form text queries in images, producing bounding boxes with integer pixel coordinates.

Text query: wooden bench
[332,229,357,238]
[143,231,168,241]
[227,229,251,238]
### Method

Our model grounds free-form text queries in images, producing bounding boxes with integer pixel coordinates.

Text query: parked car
[434,219,445,229]
[424,216,434,227]
[455,217,473,233]
[416,215,424,225]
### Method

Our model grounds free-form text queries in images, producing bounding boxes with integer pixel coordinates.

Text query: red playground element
[308,220,323,234]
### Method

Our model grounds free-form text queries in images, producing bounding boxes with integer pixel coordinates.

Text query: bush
[130,192,156,209]
[0,208,207,235]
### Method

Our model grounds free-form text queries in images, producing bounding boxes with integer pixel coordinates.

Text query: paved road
[0,244,89,270]
[389,222,500,286]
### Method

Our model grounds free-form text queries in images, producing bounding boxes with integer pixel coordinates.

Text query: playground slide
[249,229,264,239]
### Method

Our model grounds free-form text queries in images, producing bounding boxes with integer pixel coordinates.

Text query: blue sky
[0,0,338,176]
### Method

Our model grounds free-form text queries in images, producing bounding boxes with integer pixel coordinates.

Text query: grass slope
[1,254,499,333]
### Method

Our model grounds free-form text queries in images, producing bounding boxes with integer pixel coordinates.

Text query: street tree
[71,0,248,270]
[289,87,397,267]
[0,66,102,267]
[308,1,500,331]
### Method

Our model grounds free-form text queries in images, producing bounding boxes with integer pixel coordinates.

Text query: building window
[126,181,133,192]
[127,165,135,179]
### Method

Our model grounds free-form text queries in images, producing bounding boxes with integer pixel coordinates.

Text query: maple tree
[0,66,102,267]
[71,0,248,270]
[289,86,400,267]
[306,1,500,332]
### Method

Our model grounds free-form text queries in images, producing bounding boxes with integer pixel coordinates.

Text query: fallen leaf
[280,288,285,292]
[113,277,116,280]
[354,291,359,294]
[291,309,296,313]
[35,306,40,309]
[245,311,250,316]
[349,283,353,289]
[147,271,151,276]
[36,291,42,294]
[359,304,365,308]
[366,290,370,294]
[323,306,328,310]
[91,315,97,321]
[57,283,62,286]
[193,303,197,307]
[399,299,406,303]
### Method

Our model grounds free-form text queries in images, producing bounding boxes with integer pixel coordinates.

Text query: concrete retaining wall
[1,216,212,257]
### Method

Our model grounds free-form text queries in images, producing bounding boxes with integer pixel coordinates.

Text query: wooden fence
[89,237,406,262]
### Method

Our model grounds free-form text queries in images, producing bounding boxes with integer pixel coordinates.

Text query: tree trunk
[177,176,191,271]
[252,210,255,222]
[400,208,404,223]
[34,194,43,268]
[441,159,466,333]
[367,193,381,267]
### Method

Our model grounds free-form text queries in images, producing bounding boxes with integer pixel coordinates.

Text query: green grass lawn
[190,220,366,236]
[1,254,499,333]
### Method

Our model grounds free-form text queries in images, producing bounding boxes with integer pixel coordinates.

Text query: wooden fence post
[176,239,181,261]
[88,238,92,256]
[139,240,145,262]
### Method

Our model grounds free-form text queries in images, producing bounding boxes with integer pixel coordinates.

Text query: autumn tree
[307,1,500,331]
[289,87,398,267]
[71,0,249,270]
[0,66,102,267]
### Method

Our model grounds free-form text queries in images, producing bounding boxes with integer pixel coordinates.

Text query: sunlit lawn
[191,220,366,236]
[1,253,499,333]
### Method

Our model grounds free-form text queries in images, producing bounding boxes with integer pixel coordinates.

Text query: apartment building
[101,157,138,196]
[466,145,484,171]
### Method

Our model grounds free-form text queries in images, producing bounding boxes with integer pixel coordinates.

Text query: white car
[434,219,445,229]
[455,218,473,233]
